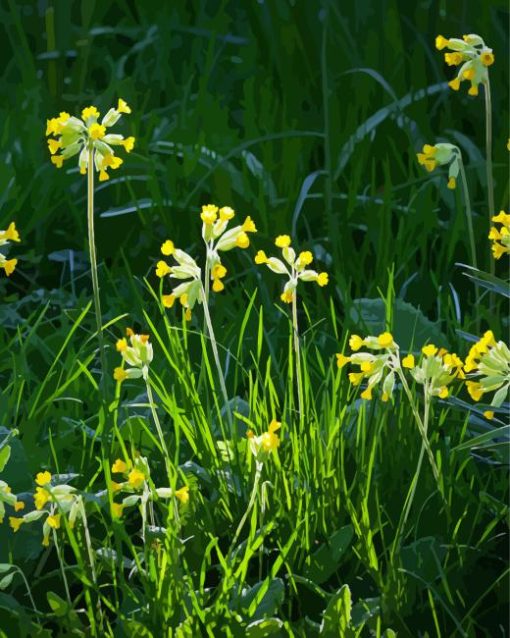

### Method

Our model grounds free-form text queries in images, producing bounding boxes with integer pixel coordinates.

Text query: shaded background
[0,0,508,330]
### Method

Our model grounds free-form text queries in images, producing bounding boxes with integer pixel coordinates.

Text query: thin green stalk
[291,294,304,419]
[200,283,232,427]
[12,566,40,615]
[458,157,480,322]
[228,461,262,557]
[145,378,174,481]
[391,383,431,558]
[87,152,107,389]
[484,78,495,232]
[53,531,72,604]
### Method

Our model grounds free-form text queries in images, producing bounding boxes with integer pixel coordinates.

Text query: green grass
[0,1,508,636]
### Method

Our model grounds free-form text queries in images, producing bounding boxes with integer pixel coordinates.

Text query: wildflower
[417,143,460,188]
[127,469,145,490]
[248,420,282,459]
[435,33,495,96]
[483,410,494,420]
[36,471,52,487]
[349,335,365,351]
[34,487,51,510]
[112,459,129,474]
[0,480,19,524]
[0,222,21,277]
[47,514,61,529]
[336,353,351,368]
[402,354,415,369]
[113,329,153,382]
[422,344,438,357]
[161,240,175,256]
[464,332,510,407]
[111,503,124,518]
[255,234,328,303]
[174,486,189,504]
[9,517,24,532]
[46,99,134,180]
[409,346,464,398]
[488,211,510,260]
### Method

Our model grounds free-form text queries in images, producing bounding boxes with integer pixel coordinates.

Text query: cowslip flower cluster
[255,235,328,303]
[156,205,256,318]
[9,471,81,546]
[464,331,510,410]
[0,480,24,523]
[46,100,135,181]
[336,332,398,401]
[110,457,189,519]
[246,419,281,460]
[488,211,510,260]
[436,33,495,96]
[417,143,460,189]
[406,345,465,399]
[114,328,153,382]
[0,222,20,276]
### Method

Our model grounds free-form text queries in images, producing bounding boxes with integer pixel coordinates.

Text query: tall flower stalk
[255,235,328,419]
[46,101,135,385]
[155,204,257,428]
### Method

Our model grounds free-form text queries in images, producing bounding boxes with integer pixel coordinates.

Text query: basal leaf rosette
[46,99,135,181]
[436,33,494,96]
[464,330,510,414]
[0,222,21,276]
[254,235,328,303]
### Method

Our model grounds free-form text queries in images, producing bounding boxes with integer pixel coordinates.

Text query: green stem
[484,78,496,304]
[200,283,232,427]
[228,461,262,557]
[458,157,480,325]
[53,531,72,604]
[13,566,40,615]
[291,293,304,419]
[145,377,173,481]
[87,152,107,390]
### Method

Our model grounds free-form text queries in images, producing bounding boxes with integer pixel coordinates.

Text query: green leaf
[320,584,354,637]
[351,596,380,628]
[453,425,510,452]
[303,525,354,584]
[240,578,285,621]
[0,446,10,472]
[349,298,447,351]
[245,618,285,637]
[382,630,397,638]
[401,537,446,586]
[0,564,13,574]
[47,590,69,617]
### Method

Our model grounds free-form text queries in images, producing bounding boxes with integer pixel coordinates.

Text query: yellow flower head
[435,35,450,50]
[275,235,291,248]
[336,353,351,368]
[89,123,106,140]
[161,240,175,256]
[280,290,294,304]
[219,206,235,220]
[156,260,171,278]
[201,205,218,225]
[349,334,364,351]
[113,367,128,382]
[422,344,438,357]
[175,486,189,504]
[111,503,124,518]
[255,250,268,264]
[402,354,415,369]
[47,514,61,529]
[242,216,257,233]
[127,469,145,489]
[162,294,176,308]
[117,98,131,114]
[316,272,329,287]
[14,501,25,512]
[9,517,24,532]
[34,487,50,510]
[82,106,100,120]
[360,386,373,400]
[36,471,52,487]
[437,34,495,95]
[116,338,128,352]
[111,459,128,474]
[377,332,394,348]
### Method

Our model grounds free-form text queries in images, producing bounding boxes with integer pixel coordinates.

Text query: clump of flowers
[46,100,135,181]
[488,211,510,260]
[464,330,510,409]
[0,222,21,276]
[436,33,495,96]
[405,345,465,399]
[9,471,82,546]
[246,419,282,461]
[255,235,328,303]
[416,143,460,189]
[0,480,24,523]
[113,328,153,382]
[156,205,256,319]
[109,457,189,520]
[336,332,398,401]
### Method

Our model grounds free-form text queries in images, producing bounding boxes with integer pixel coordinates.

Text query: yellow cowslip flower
[242,216,257,233]
[255,250,268,264]
[9,517,24,532]
[110,481,122,493]
[112,459,128,474]
[377,332,394,348]
[36,471,52,487]
[417,143,460,188]
[156,260,172,278]
[275,235,291,248]
[348,372,364,386]
[360,361,374,373]
[280,290,295,304]
[248,419,282,459]
[295,251,313,270]
[336,353,351,368]
[14,501,25,512]
[435,33,494,95]
[162,294,175,308]
[316,272,329,287]
[360,386,373,401]
[46,100,134,180]
[161,240,175,256]
[116,338,128,352]
[201,204,218,225]
[34,487,50,510]
[0,221,21,277]
[236,231,250,248]
[438,387,449,399]
[483,410,494,420]
[219,206,235,220]
[113,367,128,382]
[489,211,510,260]
[127,469,145,489]
[402,354,415,369]
[422,344,438,357]
[47,514,61,529]
[211,263,227,293]
[175,486,189,504]
[464,332,509,408]
[349,335,364,351]
[466,380,484,401]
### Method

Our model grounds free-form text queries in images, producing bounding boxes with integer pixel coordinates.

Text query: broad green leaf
[245,618,285,637]
[0,573,14,590]
[401,537,446,586]
[240,578,285,621]
[47,591,69,617]
[303,525,354,584]
[0,446,10,472]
